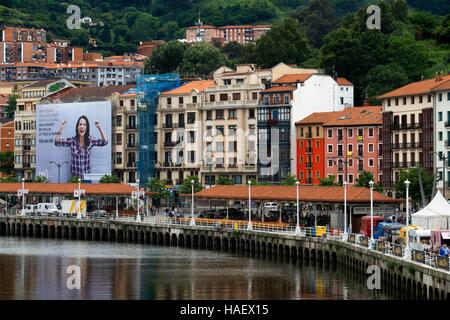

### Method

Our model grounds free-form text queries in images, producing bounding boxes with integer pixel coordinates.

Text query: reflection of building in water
[0,255,17,298]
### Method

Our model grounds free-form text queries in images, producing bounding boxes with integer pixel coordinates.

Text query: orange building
[0,120,14,153]
[295,112,334,185]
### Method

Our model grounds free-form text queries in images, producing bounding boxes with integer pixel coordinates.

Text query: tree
[255,17,312,68]
[5,94,17,119]
[33,175,48,183]
[217,176,234,185]
[178,175,202,194]
[222,41,244,60]
[365,64,409,102]
[147,177,169,207]
[281,174,298,186]
[145,41,187,74]
[0,152,14,175]
[131,13,160,43]
[68,176,80,183]
[356,171,383,192]
[99,174,121,183]
[319,175,337,186]
[408,11,440,40]
[394,167,435,206]
[158,21,180,40]
[291,0,337,47]
[181,43,227,77]
[436,14,450,44]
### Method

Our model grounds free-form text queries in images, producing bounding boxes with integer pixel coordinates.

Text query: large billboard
[36,101,112,183]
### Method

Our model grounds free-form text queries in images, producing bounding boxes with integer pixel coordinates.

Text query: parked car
[92,210,108,219]
[36,203,60,216]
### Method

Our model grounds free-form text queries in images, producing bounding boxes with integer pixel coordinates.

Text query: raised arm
[91,120,108,146]
[54,120,71,146]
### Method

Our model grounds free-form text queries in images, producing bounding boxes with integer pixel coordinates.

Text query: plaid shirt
[55,136,108,177]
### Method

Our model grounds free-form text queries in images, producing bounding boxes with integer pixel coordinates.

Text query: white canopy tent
[411,191,450,229]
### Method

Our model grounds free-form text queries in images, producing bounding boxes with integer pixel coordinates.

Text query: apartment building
[0,120,14,152]
[48,85,136,183]
[258,67,354,182]
[201,64,270,185]
[14,79,75,180]
[378,75,448,197]
[1,27,46,43]
[323,106,383,185]
[156,80,214,185]
[185,24,271,45]
[295,112,334,185]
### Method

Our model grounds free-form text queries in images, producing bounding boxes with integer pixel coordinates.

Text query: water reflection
[0,238,389,300]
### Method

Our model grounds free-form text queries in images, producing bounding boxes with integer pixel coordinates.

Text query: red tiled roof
[336,77,353,86]
[322,106,382,126]
[0,183,154,196]
[295,111,337,125]
[261,86,296,93]
[161,80,214,95]
[273,73,313,84]
[191,185,400,203]
[378,75,450,99]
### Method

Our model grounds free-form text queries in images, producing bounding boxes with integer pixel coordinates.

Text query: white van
[36,203,60,216]
[409,229,432,251]
[23,204,38,216]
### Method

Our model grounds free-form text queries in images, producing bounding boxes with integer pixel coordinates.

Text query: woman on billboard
[55,115,108,178]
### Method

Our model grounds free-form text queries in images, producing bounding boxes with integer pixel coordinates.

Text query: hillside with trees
[2,0,450,104]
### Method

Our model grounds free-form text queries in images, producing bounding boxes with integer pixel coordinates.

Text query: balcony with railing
[164,141,179,147]
[392,162,413,168]
[126,162,136,168]
[127,142,137,148]
[163,123,178,129]
[126,124,136,130]
[306,162,312,168]
[23,145,31,151]
[306,147,312,154]
[391,142,422,149]
[390,123,422,130]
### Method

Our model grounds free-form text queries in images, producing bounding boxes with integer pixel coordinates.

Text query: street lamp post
[190,180,196,226]
[136,179,141,222]
[19,178,28,216]
[369,180,374,242]
[295,180,301,236]
[405,179,410,255]
[343,181,348,236]
[49,161,69,183]
[74,178,85,219]
[247,180,253,231]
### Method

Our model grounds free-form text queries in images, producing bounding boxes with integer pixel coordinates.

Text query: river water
[0,238,389,300]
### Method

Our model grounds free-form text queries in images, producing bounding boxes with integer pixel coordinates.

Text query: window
[228,141,237,152]
[369,143,374,152]
[249,109,255,119]
[252,92,258,100]
[216,126,224,136]
[216,110,224,120]
[116,152,122,164]
[411,96,415,104]
[358,128,363,139]
[220,94,228,101]
[316,171,320,179]
[439,93,443,102]
[210,95,215,102]
[228,109,237,119]
[395,98,399,106]
[206,110,212,120]
[224,79,231,85]
[206,126,212,136]
[428,95,432,103]
[327,129,333,138]
[327,145,333,153]
[368,159,374,167]
[316,155,320,163]
[179,97,184,105]
[419,96,423,103]
[369,128,374,137]
[189,151,195,163]
[403,97,407,105]
[448,92,450,101]
[232,93,241,101]
[167,97,172,105]
[348,174,354,184]
[387,100,391,107]
[264,96,269,105]
[187,112,195,124]
[119,100,124,107]
[348,128,353,137]
[439,132,443,141]
[193,96,197,103]
[189,131,195,143]
[439,112,443,121]
[284,95,289,104]
[229,125,237,136]
[116,133,122,145]
[340,97,344,104]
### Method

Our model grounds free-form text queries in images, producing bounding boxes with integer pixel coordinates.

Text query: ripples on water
[0,238,388,300]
